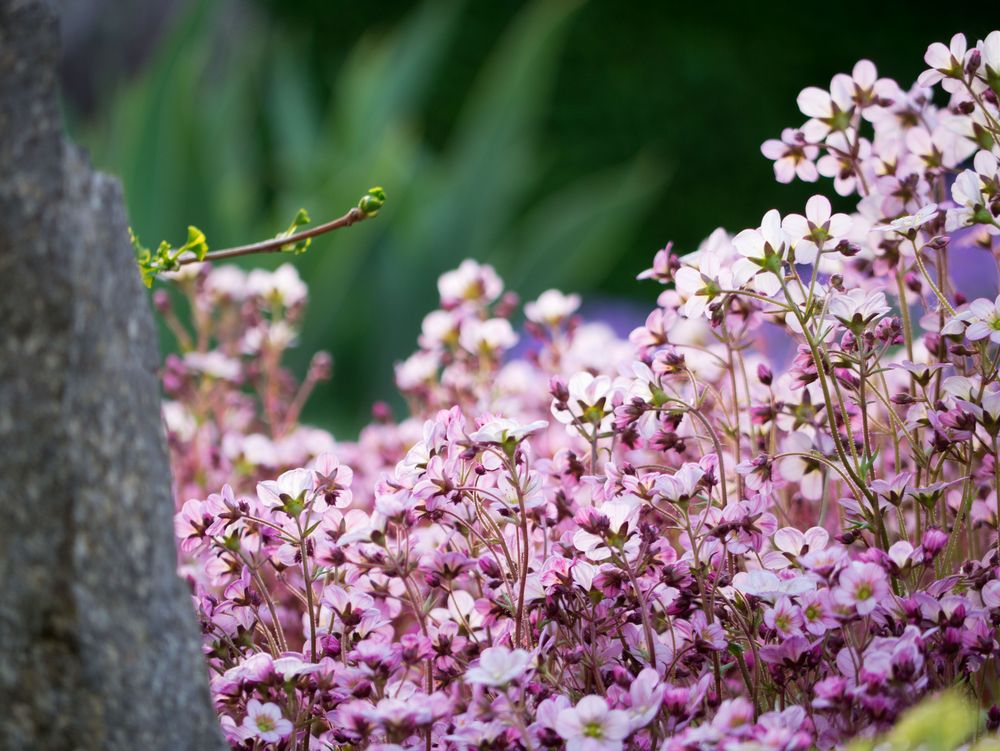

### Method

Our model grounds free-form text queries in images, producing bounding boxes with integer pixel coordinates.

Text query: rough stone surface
[0,2,225,748]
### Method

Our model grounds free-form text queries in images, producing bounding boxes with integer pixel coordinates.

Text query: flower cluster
[165,30,1000,751]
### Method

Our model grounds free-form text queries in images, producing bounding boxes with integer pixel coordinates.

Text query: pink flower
[313,452,354,508]
[174,494,225,553]
[555,695,631,751]
[242,699,293,743]
[761,128,819,183]
[982,580,1000,609]
[655,463,705,504]
[626,668,665,729]
[799,590,839,635]
[816,130,870,196]
[636,243,680,283]
[834,561,889,615]
[764,596,804,638]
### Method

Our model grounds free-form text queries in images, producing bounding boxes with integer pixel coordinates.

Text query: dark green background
[68,0,992,434]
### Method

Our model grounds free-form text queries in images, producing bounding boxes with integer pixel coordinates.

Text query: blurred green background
[63,0,992,435]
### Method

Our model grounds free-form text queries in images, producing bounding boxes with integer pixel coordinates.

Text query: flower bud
[921,527,948,561]
[309,351,333,380]
[966,49,982,75]
[153,289,171,313]
[371,400,392,422]
[835,239,861,257]
[988,706,1000,732]
[549,375,569,408]
[756,363,773,386]
[494,291,520,319]
[358,186,386,216]
[478,556,502,580]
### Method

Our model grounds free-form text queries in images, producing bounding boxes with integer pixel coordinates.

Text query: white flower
[464,646,533,687]
[553,372,618,434]
[469,417,548,446]
[654,463,704,504]
[732,209,789,296]
[983,579,1000,609]
[731,569,815,603]
[242,699,293,743]
[419,309,459,348]
[674,228,757,319]
[248,263,307,306]
[888,540,916,570]
[777,431,825,501]
[438,259,503,305]
[555,695,631,751]
[525,289,581,325]
[826,288,891,331]
[965,295,1000,344]
[459,317,518,354]
[205,264,248,300]
[918,33,968,92]
[395,350,440,390]
[573,498,640,562]
[797,74,855,142]
[946,152,998,233]
[872,203,939,233]
[781,195,852,264]
[773,526,829,557]
[257,467,315,508]
[183,351,242,381]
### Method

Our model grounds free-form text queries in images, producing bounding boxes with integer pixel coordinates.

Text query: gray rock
[0,1,225,748]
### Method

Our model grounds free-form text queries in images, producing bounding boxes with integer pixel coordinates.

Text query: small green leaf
[181,225,208,260]
[276,208,313,254]
[859,449,880,478]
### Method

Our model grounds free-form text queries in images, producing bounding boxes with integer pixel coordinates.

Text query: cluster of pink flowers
[164,31,1000,750]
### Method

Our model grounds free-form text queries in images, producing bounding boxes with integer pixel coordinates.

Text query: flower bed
[164,30,1000,751]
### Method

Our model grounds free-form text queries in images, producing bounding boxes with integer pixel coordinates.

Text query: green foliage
[132,224,208,287]
[79,0,660,431]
